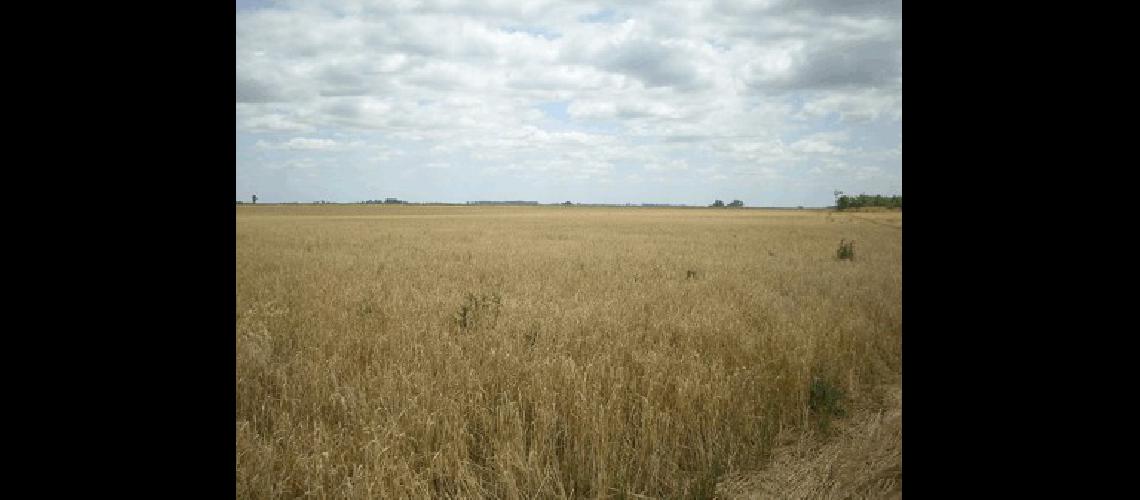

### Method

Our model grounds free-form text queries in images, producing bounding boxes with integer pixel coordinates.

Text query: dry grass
[236,205,902,499]
[715,384,901,499]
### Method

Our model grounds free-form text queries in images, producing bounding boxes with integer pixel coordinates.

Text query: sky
[236,0,901,206]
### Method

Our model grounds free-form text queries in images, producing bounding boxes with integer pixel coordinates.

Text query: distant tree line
[837,194,902,210]
[711,200,745,208]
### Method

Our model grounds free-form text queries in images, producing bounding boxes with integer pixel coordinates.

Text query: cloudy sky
[236,0,901,206]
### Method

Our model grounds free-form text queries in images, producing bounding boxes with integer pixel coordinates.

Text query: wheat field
[236,205,902,499]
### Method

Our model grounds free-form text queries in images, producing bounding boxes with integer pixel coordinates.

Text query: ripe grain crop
[236,205,902,499]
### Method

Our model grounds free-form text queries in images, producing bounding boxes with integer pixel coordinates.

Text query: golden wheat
[236,205,902,499]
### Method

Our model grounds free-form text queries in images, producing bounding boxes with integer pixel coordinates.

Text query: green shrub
[836,239,855,260]
[809,376,847,433]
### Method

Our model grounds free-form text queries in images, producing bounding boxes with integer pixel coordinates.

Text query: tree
[835,193,900,210]
[712,199,725,207]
